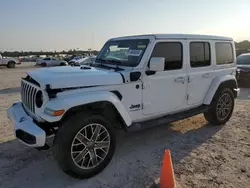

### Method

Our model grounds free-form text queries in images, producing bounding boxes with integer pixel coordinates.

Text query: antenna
[91,31,94,50]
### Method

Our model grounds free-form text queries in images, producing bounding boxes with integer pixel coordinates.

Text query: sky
[0,0,250,51]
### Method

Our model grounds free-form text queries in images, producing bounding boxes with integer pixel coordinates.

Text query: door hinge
[187,94,191,100]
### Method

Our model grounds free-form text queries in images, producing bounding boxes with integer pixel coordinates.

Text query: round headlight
[35,90,43,108]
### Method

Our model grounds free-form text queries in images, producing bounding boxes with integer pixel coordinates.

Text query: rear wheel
[204,88,234,125]
[41,62,47,67]
[7,61,15,68]
[60,62,66,66]
[52,112,116,179]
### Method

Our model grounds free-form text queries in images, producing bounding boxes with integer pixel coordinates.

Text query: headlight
[35,90,43,108]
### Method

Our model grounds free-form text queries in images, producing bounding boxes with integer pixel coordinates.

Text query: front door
[187,41,215,105]
[142,41,187,115]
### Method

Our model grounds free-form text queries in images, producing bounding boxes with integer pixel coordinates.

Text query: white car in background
[36,57,68,67]
[72,56,96,66]
[0,54,21,68]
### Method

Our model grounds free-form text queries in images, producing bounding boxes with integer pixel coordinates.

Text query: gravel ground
[0,63,250,188]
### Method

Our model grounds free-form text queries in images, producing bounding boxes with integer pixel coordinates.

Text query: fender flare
[40,91,132,126]
[203,75,237,105]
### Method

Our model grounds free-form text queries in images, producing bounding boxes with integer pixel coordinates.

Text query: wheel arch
[203,75,238,105]
[61,101,128,130]
[8,60,16,64]
[41,91,132,128]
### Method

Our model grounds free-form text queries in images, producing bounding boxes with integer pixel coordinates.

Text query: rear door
[187,41,215,105]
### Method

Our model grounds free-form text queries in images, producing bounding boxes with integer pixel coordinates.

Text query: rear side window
[190,42,211,67]
[216,42,234,65]
[151,42,183,71]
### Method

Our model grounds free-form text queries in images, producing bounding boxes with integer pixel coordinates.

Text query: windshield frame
[96,39,150,67]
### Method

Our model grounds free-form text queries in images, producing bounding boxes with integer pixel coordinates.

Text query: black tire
[52,112,116,179]
[60,62,66,66]
[204,88,234,125]
[7,61,15,68]
[41,62,47,67]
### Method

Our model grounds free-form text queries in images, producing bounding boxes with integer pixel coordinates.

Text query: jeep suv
[8,34,240,178]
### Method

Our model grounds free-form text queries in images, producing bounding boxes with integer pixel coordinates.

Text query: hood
[27,66,123,89]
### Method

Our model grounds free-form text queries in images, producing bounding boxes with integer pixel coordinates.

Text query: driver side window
[151,42,183,71]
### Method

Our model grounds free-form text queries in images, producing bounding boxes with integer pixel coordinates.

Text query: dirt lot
[0,63,250,188]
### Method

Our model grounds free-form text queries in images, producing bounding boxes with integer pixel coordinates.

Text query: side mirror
[149,57,165,71]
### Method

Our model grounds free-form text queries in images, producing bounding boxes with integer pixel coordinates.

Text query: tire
[41,62,47,67]
[7,61,15,68]
[204,88,234,125]
[60,62,66,66]
[52,112,116,179]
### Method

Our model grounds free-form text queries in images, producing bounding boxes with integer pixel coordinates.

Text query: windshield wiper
[105,59,123,69]
[94,58,123,71]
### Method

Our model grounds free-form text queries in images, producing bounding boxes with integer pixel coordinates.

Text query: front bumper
[234,88,240,98]
[8,101,46,147]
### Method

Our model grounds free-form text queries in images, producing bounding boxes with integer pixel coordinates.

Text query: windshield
[96,39,149,67]
[237,55,250,65]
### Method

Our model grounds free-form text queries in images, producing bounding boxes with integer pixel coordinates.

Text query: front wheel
[41,62,47,67]
[204,88,234,125]
[52,112,116,179]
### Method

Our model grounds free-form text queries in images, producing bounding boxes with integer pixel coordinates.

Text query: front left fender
[39,91,132,126]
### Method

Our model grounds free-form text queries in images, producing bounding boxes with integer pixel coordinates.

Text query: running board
[126,105,208,132]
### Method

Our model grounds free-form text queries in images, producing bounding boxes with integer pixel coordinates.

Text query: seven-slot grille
[21,80,38,113]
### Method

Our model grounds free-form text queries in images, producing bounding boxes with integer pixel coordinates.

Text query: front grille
[21,80,38,113]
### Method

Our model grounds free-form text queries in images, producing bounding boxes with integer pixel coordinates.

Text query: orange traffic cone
[160,149,176,188]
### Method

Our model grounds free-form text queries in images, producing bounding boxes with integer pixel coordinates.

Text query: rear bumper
[7,101,46,147]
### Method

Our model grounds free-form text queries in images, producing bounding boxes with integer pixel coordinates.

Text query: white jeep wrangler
[8,34,239,178]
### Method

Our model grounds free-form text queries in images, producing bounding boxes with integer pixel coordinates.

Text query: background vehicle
[68,56,83,65]
[72,56,96,66]
[0,54,21,68]
[36,57,68,67]
[68,54,91,65]
[8,34,239,179]
[236,53,250,87]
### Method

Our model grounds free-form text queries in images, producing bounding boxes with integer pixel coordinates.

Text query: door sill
[126,105,208,132]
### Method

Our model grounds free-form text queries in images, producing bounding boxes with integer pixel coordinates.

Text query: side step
[126,105,208,132]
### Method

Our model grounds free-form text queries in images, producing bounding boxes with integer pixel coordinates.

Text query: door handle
[203,73,212,78]
[175,77,185,84]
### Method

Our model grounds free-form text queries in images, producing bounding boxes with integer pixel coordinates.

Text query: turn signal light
[44,108,65,116]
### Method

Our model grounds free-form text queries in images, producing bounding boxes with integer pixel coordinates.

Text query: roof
[111,34,233,41]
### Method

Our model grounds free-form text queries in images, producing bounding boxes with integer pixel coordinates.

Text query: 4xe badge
[129,104,141,111]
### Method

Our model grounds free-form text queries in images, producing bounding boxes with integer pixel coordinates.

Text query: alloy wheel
[71,123,110,169]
